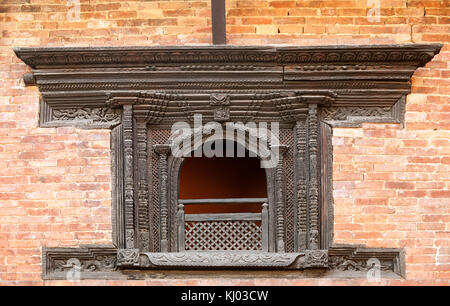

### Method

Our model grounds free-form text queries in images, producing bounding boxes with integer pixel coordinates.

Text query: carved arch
[167,130,278,252]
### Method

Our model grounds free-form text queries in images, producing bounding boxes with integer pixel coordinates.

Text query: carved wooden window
[14,44,441,278]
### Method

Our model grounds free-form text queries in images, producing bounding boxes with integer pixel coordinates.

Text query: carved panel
[184,220,262,251]
[41,105,121,129]
[42,246,118,280]
[117,249,140,267]
[139,251,328,269]
[279,129,295,252]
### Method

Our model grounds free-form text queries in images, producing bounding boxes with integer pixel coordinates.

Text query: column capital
[153,144,171,155]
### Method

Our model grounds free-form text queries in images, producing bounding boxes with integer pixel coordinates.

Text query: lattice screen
[184,220,263,251]
[280,128,295,252]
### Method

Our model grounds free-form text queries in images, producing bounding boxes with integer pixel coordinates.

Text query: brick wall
[0,0,448,285]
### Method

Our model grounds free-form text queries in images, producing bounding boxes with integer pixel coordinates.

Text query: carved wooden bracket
[14,44,441,279]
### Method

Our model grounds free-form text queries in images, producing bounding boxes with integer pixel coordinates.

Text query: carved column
[111,124,124,249]
[177,202,185,251]
[136,120,150,251]
[123,105,135,249]
[274,145,289,253]
[154,144,171,252]
[307,104,320,250]
[295,119,308,251]
[261,203,269,252]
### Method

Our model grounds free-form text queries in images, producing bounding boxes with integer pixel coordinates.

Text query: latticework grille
[280,128,295,252]
[185,220,262,251]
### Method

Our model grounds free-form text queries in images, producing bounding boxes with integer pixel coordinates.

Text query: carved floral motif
[52,108,120,124]
[55,256,117,273]
[321,106,392,121]
[328,256,393,272]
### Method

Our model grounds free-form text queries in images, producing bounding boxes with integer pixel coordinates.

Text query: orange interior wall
[179,155,267,214]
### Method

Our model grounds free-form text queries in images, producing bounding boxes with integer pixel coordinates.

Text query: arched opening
[179,144,267,214]
[177,140,269,251]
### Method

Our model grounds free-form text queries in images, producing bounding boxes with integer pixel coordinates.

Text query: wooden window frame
[14,44,441,279]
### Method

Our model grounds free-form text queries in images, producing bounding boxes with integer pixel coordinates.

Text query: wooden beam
[185,213,262,222]
[211,0,226,44]
[179,198,268,204]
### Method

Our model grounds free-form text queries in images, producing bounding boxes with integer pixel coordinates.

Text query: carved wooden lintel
[139,251,328,269]
[14,44,442,129]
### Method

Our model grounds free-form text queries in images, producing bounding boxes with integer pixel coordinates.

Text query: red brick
[108,11,137,19]
[429,190,450,198]
[0,0,448,286]
[385,182,415,190]
[241,17,273,25]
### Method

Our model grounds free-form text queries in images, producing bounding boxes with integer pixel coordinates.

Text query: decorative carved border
[320,96,406,128]
[39,99,121,129]
[42,245,403,279]
[137,250,328,269]
[15,44,440,68]
[42,245,119,280]
[14,44,442,129]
